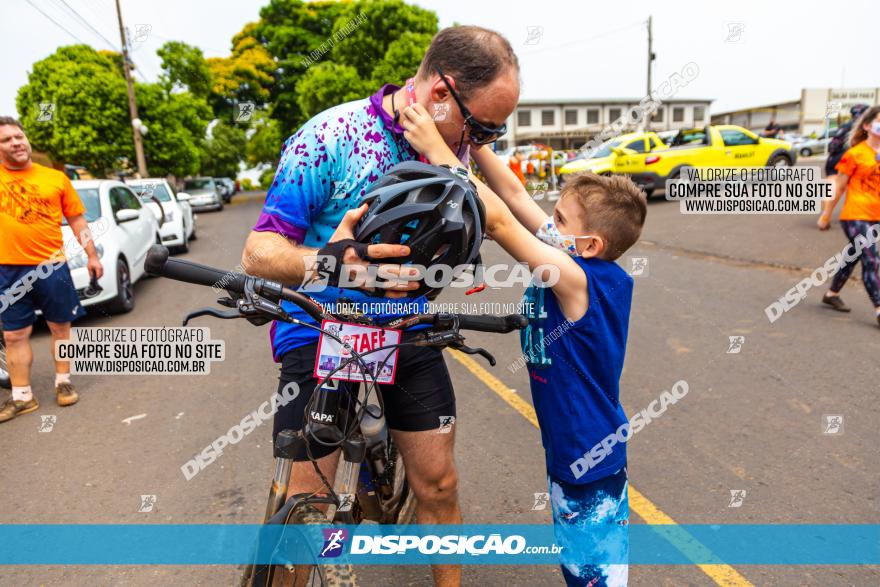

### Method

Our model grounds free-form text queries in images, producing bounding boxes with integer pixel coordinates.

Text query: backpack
[827,122,852,159]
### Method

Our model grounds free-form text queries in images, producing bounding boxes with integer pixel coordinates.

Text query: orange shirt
[836,141,880,221]
[0,162,85,265]
[508,157,526,185]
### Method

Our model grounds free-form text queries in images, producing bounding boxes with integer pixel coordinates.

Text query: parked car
[214,177,237,203]
[183,177,223,211]
[558,132,667,186]
[618,125,796,195]
[127,178,196,253]
[796,135,831,157]
[63,180,160,313]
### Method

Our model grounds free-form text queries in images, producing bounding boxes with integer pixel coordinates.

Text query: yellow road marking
[447,349,754,587]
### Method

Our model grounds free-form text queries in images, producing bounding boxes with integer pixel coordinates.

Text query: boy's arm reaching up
[470,146,548,234]
[400,105,588,321]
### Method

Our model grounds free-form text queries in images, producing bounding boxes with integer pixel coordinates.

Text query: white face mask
[870,121,880,137]
[535,216,594,256]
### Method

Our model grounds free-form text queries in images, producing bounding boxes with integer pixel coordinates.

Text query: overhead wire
[23,0,89,45]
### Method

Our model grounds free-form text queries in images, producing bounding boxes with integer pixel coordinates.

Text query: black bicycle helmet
[355,161,485,298]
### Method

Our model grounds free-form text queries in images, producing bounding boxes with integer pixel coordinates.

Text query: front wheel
[799,148,812,157]
[177,224,190,254]
[244,504,357,587]
[768,154,792,167]
[104,258,134,314]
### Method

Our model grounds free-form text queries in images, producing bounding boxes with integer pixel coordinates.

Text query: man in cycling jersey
[242,26,520,586]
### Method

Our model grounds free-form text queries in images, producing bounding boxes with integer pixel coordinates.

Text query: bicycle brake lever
[217,296,237,308]
[182,307,241,326]
[450,342,496,367]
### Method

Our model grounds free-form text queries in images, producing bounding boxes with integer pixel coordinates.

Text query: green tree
[246,111,284,168]
[201,121,247,178]
[137,84,212,178]
[157,41,213,97]
[207,22,275,119]
[251,0,437,129]
[16,45,132,176]
[369,32,434,87]
[295,62,368,121]
[329,0,436,80]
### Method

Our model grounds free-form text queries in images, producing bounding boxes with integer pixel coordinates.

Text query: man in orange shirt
[0,117,103,423]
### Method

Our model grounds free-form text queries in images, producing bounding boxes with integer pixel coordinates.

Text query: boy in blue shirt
[400,104,647,586]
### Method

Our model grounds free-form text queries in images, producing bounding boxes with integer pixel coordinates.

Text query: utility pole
[644,15,655,131]
[114,0,148,177]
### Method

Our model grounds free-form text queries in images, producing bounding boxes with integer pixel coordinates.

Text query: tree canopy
[14,1,440,179]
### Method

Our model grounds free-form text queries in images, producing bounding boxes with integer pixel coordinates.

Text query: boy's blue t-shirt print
[252,84,470,361]
[520,256,634,485]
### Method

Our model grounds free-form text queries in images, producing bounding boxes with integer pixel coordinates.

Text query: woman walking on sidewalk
[817,105,880,326]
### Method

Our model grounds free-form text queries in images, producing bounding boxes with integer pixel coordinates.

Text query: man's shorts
[549,466,629,587]
[273,336,455,461]
[0,263,85,331]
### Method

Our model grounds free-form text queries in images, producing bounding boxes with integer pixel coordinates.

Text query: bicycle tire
[244,503,356,587]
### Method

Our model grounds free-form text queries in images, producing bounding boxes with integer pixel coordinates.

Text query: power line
[520,20,646,57]
[49,0,119,50]
[23,0,89,45]
[78,0,124,41]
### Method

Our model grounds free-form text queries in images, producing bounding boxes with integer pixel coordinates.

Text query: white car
[127,178,197,253]
[183,177,224,211]
[63,180,160,313]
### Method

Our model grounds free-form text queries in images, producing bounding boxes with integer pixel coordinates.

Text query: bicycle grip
[144,245,248,292]
[456,313,528,333]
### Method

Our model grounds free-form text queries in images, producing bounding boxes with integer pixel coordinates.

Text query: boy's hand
[400,104,454,163]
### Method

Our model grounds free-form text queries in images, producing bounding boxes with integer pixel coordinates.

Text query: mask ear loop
[455,126,466,159]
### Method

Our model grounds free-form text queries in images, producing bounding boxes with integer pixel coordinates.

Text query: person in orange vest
[508,151,526,186]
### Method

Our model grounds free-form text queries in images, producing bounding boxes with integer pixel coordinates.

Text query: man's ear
[579,236,605,259]
[429,75,451,103]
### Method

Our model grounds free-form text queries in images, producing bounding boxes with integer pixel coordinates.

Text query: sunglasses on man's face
[435,65,507,145]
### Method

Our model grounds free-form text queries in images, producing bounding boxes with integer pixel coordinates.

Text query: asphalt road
[2,168,879,586]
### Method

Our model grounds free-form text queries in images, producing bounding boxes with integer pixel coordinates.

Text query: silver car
[796,136,831,157]
[183,177,224,211]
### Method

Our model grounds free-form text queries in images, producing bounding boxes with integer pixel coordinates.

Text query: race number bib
[314,320,401,384]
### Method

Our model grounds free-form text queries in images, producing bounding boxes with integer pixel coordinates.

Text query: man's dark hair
[0,116,23,130]
[418,26,519,101]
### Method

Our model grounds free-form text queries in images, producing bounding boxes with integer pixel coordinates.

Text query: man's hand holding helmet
[306,204,422,297]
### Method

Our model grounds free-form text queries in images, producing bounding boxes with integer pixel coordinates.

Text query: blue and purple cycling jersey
[253,85,468,361]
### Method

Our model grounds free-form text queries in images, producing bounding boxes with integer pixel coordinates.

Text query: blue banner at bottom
[0,524,877,565]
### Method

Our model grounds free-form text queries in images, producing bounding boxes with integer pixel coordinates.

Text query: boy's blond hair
[561,173,647,260]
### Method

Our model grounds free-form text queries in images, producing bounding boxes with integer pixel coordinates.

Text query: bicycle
[144,245,527,586]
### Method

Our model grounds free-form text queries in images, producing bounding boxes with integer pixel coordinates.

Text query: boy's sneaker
[822,294,851,312]
[0,397,40,423]
[56,383,78,407]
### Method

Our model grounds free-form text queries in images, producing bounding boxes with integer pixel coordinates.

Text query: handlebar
[144,244,526,335]
[145,245,326,321]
